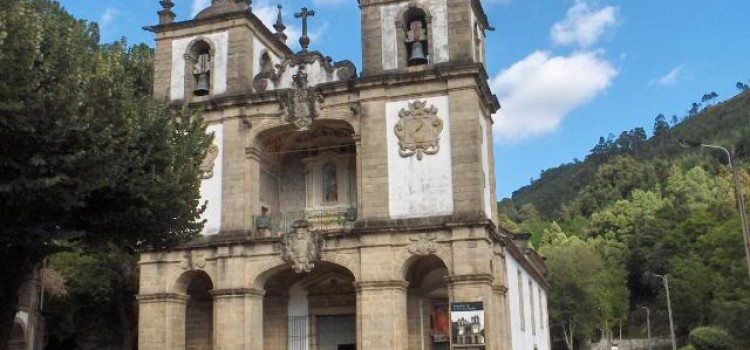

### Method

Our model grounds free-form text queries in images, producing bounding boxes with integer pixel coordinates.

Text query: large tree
[0,0,210,347]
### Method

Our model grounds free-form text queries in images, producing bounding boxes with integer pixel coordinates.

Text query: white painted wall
[380,0,449,70]
[199,123,223,235]
[505,251,551,350]
[386,96,453,219]
[252,35,282,79]
[479,113,492,220]
[170,31,229,101]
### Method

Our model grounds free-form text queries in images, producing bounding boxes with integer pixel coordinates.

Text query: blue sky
[58,0,750,199]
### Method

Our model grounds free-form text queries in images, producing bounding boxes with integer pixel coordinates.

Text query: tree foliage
[0,0,210,346]
[500,88,750,347]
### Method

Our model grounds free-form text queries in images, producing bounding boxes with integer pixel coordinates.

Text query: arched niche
[404,255,450,350]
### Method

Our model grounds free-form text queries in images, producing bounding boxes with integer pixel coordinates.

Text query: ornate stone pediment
[394,100,443,160]
[280,220,323,273]
[252,50,357,93]
[200,143,219,179]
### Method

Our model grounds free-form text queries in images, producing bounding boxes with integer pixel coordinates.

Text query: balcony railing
[253,206,357,238]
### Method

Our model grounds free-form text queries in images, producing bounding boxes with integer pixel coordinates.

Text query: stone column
[446,274,495,349]
[354,280,409,350]
[211,289,253,350]
[137,293,187,350]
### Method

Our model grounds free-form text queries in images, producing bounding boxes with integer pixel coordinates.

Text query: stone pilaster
[211,289,253,349]
[137,293,187,350]
[354,280,409,350]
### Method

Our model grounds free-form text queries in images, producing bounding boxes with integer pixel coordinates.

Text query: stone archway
[175,270,214,350]
[404,255,450,350]
[259,261,357,350]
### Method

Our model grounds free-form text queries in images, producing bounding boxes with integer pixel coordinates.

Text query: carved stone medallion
[179,251,206,270]
[280,220,322,273]
[394,100,443,160]
[200,143,219,179]
[279,66,323,131]
[408,233,437,256]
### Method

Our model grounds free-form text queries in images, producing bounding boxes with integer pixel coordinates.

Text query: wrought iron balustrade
[253,206,357,238]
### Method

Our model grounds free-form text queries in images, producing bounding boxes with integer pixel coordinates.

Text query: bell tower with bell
[359,0,493,75]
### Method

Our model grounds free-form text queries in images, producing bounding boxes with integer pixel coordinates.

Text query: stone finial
[158,0,176,25]
[273,4,287,42]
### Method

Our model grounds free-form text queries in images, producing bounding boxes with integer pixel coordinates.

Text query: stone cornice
[353,280,409,291]
[210,288,265,298]
[137,293,187,304]
[445,274,493,285]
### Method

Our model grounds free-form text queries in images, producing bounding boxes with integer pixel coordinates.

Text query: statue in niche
[323,163,338,203]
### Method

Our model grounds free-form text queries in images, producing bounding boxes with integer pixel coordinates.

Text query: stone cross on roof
[294,7,315,51]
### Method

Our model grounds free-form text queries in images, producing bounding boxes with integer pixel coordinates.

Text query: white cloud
[490,50,618,143]
[550,0,618,48]
[648,64,684,87]
[253,0,328,51]
[100,8,117,27]
[191,0,211,17]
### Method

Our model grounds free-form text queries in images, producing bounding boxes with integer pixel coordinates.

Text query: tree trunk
[0,247,38,350]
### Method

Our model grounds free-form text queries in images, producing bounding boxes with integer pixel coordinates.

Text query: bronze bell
[408,41,428,65]
[194,73,210,96]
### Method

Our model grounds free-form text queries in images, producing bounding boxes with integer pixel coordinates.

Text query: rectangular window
[530,281,536,335]
[517,269,525,331]
[539,287,545,330]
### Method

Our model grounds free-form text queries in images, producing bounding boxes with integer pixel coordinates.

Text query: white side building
[505,233,552,350]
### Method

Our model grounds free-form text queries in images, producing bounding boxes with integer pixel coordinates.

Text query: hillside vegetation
[500,90,750,349]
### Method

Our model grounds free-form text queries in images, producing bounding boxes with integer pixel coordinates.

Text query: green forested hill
[510,91,750,218]
[499,90,750,349]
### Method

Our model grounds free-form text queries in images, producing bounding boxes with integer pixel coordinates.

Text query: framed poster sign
[450,302,485,349]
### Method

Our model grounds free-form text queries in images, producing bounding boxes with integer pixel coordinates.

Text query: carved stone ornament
[408,233,437,256]
[394,100,444,160]
[279,66,324,131]
[280,220,323,273]
[179,251,207,270]
[200,143,219,179]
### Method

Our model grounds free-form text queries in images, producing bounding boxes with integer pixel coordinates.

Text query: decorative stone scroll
[280,220,323,273]
[200,143,219,179]
[179,251,207,270]
[278,66,324,131]
[394,100,443,160]
[408,233,437,256]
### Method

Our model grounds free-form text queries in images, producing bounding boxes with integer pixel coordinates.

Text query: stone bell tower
[359,0,492,75]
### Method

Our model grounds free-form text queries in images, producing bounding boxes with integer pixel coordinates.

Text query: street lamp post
[646,272,676,350]
[639,307,652,350]
[679,139,750,280]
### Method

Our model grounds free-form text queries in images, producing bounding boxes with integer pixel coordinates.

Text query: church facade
[137,1,550,349]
